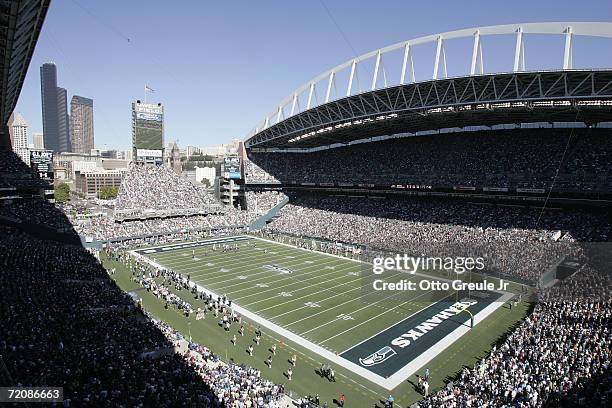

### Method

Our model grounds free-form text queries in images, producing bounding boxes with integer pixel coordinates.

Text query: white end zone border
[129,235,514,390]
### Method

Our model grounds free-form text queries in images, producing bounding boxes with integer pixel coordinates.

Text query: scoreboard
[29,149,54,182]
[223,157,242,180]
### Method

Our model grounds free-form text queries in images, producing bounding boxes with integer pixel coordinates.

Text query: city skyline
[12,1,612,151]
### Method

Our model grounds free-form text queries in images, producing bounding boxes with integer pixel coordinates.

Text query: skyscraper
[70,96,94,154]
[40,63,70,152]
[32,132,44,149]
[40,63,59,152]
[57,87,70,152]
[11,113,29,165]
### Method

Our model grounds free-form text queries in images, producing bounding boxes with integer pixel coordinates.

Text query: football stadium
[1,1,611,407]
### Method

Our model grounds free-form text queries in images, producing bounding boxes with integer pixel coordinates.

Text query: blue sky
[14,0,612,150]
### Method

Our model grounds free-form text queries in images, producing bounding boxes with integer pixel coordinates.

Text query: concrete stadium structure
[0,0,50,150]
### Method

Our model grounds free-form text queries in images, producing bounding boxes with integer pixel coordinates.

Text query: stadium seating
[247,129,612,193]
[265,193,611,284]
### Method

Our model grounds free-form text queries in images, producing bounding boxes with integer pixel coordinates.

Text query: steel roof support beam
[514,27,525,72]
[433,36,448,79]
[400,42,415,85]
[564,26,573,70]
[325,71,335,103]
[372,50,382,90]
[471,30,484,75]
[347,59,357,96]
[290,94,298,116]
[307,83,315,109]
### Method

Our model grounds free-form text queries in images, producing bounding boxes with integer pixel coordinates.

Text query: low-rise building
[75,169,125,197]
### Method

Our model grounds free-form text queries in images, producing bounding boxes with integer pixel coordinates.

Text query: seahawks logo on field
[359,346,397,367]
[263,264,293,274]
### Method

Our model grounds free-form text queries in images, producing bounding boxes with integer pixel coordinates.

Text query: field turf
[105,235,532,407]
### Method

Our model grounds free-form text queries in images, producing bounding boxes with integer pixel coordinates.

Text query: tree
[200,178,211,188]
[183,161,196,171]
[97,186,119,200]
[54,183,71,203]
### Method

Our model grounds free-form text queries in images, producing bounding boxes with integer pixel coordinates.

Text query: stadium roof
[0,0,50,150]
[246,70,612,149]
[245,22,612,150]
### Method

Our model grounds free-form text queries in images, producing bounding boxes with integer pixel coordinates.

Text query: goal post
[456,307,474,328]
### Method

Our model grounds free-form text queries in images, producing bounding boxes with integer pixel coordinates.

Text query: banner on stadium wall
[453,186,477,191]
[301,182,316,186]
[516,188,546,193]
[338,183,354,187]
[392,184,433,190]
[136,149,163,158]
[319,183,334,187]
[483,187,509,192]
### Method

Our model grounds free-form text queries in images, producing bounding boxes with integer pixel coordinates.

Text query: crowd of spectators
[115,163,217,213]
[0,225,219,406]
[60,163,275,241]
[245,191,286,214]
[108,247,289,407]
[71,210,258,241]
[0,151,49,189]
[248,129,612,192]
[1,198,74,230]
[265,193,611,283]
[419,264,611,407]
[244,159,281,184]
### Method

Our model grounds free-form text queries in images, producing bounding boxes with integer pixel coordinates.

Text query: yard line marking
[160,245,332,284]
[219,257,343,293]
[233,261,357,299]
[261,268,418,319]
[285,270,421,328]
[298,287,432,336]
[245,267,363,309]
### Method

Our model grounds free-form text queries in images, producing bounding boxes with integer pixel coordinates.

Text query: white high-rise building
[11,113,29,165]
[32,132,44,149]
[195,166,216,186]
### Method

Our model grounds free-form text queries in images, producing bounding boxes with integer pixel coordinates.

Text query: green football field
[137,236,450,353]
[105,234,533,407]
[131,235,514,390]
